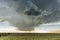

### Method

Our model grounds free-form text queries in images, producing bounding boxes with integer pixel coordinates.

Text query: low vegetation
[0,33,60,40]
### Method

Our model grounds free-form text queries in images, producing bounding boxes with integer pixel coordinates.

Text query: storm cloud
[0,0,59,31]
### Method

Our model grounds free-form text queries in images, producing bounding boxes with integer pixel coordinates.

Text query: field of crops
[0,33,60,40]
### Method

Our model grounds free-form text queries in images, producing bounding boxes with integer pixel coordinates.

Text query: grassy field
[0,33,60,40]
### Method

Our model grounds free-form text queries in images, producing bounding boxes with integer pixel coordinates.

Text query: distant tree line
[0,33,10,37]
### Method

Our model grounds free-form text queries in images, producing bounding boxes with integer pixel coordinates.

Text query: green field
[0,33,60,40]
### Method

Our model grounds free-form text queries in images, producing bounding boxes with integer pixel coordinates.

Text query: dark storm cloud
[0,0,59,31]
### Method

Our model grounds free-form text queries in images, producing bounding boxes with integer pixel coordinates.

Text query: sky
[0,21,60,33]
[0,0,60,33]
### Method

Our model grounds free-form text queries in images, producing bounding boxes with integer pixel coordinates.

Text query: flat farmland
[0,33,60,40]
